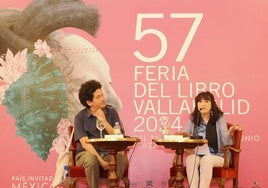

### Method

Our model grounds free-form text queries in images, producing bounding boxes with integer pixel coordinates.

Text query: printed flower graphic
[50,119,72,154]
[33,39,52,58]
[1,40,68,160]
[0,49,27,103]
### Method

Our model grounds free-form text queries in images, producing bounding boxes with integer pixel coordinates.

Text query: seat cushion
[212,167,237,179]
[69,166,109,177]
[69,166,86,177]
[170,166,237,179]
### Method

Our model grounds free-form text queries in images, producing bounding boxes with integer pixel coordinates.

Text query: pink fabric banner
[0,0,267,187]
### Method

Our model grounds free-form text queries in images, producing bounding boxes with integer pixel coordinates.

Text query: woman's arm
[217,116,233,146]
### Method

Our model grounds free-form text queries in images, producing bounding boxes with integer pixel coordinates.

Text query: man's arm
[79,136,109,170]
[91,108,114,134]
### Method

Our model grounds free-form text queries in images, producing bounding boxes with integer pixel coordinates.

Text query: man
[74,80,128,188]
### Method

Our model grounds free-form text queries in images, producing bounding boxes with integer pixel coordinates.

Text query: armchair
[64,126,130,188]
[170,123,243,188]
[213,123,243,188]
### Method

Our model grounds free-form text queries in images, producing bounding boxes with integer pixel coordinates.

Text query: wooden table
[87,137,140,188]
[152,138,207,188]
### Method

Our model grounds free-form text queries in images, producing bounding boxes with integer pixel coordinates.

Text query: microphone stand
[190,110,203,139]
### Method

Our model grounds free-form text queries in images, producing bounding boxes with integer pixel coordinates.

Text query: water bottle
[114,122,122,135]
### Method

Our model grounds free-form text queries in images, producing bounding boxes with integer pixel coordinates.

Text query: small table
[87,137,140,188]
[152,138,207,188]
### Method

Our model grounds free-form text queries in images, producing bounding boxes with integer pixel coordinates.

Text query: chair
[64,126,130,188]
[170,123,243,188]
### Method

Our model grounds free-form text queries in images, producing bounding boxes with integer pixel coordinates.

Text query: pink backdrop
[1,0,267,187]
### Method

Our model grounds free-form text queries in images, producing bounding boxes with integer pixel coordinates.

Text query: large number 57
[133,13,203,63]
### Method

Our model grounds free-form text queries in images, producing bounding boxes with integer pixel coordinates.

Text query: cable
[128,142,138,164]
[188,146,199,188]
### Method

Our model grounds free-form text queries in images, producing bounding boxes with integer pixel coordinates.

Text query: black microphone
[190,108,203,139]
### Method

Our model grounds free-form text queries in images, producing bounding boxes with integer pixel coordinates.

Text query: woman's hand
[175,132,190,137]
[228,125,242,136]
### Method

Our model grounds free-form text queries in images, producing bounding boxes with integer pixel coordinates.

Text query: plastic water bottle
[114,122,122,135]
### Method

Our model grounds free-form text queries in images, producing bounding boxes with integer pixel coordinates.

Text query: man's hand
[93,108,106,121]
[100,159,109,170]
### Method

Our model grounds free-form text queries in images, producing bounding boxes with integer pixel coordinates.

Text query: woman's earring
[210,110,213,116]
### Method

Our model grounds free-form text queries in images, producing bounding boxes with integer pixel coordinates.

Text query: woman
[183,91,238,188]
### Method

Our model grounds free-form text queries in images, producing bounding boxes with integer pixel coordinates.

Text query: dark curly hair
[190,91,223,125]
[78,80,102,108]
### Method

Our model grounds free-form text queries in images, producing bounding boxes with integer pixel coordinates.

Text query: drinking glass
[96,118,105,138]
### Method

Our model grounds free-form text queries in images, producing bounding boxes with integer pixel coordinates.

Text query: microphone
[190,108,203,139]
